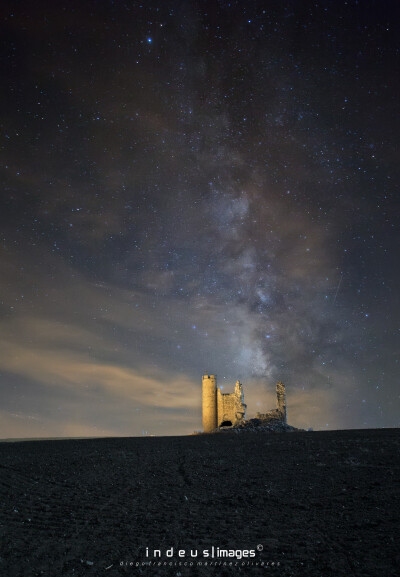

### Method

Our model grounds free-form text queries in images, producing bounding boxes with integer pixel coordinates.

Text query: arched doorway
[220,420,233,427]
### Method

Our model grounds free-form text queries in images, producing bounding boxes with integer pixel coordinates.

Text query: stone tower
[202,374,217,433]
[202,374,246,431]
[276,381,287,423]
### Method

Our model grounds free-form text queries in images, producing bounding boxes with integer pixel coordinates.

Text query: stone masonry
[202,375,287,432]
[255,382,287,424]
[202,375,246,433]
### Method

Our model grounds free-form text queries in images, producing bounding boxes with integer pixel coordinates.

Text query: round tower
[202,374,217,433]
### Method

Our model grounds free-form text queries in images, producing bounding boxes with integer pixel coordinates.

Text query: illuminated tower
[276,381,287,423]
[202,374,217,432]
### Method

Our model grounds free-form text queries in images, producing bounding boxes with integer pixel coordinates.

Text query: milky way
[0,1,398,436]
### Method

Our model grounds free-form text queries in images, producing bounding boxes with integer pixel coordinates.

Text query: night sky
[0,0,399,438]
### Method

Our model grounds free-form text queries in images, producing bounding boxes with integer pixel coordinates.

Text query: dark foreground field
[0,429,399,577]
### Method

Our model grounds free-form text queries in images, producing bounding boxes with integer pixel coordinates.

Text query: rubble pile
[217,417,301,433]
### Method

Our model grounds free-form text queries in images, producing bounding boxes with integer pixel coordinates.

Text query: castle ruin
[202,374,246,433]
[202,374,286,433]
[255,381,287,424]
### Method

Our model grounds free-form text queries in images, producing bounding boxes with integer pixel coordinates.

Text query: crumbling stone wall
[217,380,246,427]
[202,375,287,432]
[256,382,287,424]
[202,375,246,431]
[276,381,286,423]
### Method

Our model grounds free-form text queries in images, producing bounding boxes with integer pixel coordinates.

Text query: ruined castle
[202,375,247,432]
[202,374,286,433]
[255,381,287,424]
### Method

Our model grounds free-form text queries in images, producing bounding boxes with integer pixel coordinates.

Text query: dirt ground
[0,428,399,577]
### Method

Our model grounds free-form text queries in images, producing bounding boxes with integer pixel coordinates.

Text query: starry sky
[0,0,399,438]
